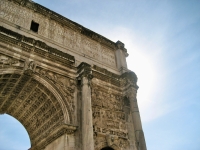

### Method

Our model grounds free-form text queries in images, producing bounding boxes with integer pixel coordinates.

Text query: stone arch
[97,145,119,150]
[95,137,120,150]
[33,73,72,124]
[101,147,114,150]
[0,70,76,150]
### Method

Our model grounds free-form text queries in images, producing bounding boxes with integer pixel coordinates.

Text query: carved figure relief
[92,86,129,149]
[35,67,75,112]
[0,54,24,69]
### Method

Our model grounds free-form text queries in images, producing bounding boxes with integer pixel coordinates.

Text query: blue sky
[0,0,200,150]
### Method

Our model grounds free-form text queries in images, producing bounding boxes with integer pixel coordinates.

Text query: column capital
[121,71,139,90]
[77,62,93,86]
[115,41,129,72]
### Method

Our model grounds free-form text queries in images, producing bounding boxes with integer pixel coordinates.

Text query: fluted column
[78,63,94,150]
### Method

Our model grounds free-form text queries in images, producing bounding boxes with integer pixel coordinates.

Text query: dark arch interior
[101,147,114,150]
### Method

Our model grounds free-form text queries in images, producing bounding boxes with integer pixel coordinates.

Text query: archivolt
[0,69,74,149]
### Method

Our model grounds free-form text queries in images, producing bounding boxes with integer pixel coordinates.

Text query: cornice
[92,65,138,89]
[9,0,119,50]
[92,65,120,87]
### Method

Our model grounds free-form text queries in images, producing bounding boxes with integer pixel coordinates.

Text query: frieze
[0,53,24,69]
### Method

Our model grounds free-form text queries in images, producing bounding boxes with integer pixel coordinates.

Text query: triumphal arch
[0,0,146,149]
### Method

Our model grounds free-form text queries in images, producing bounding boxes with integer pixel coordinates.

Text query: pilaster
[115,41,129,73]
[77,62,94,150]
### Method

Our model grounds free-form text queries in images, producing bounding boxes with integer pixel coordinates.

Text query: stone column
[121,71,146,150]
[128,87,147,150]
[78,63,94,150]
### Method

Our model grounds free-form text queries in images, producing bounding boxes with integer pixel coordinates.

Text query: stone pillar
[78,63,94,150]
[128,88,147,150]
[115,41,129,73]
[44,134,75,150]
[121,72,146,150]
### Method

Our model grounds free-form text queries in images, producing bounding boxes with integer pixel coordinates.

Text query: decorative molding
[0,26,75,66]
[77,62,93,86]
[35,67,76,112]
[0,53,24,69]
[30,124,77,150]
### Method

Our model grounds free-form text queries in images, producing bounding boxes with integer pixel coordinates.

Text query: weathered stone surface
[0,0,146,149]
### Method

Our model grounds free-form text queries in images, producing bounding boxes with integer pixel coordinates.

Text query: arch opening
[101,147,114,150]
[0,114,31,150]
[0,73,73,149]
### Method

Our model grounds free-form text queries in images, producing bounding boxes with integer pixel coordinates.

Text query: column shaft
[81,76,94,150]
[129,89,146,150]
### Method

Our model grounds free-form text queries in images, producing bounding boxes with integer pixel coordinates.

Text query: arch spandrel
[0,71,76,150]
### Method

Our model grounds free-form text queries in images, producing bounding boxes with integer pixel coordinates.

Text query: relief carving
[24,61,36,76]
[0,54,24,69]
[94,134,129,150]
[35,67,75,112]
[92,86,128,142]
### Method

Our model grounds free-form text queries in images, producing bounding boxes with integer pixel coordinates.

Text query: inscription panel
[0,0,116,68]
[0,0,32,29]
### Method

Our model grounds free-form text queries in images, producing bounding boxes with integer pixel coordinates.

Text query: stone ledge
[0,26,75,66]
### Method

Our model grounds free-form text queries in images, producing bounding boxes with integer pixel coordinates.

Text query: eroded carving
[35,67,75,112]
[0,54,24,69]
[92,86,128,140]
[94,134,129,150]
